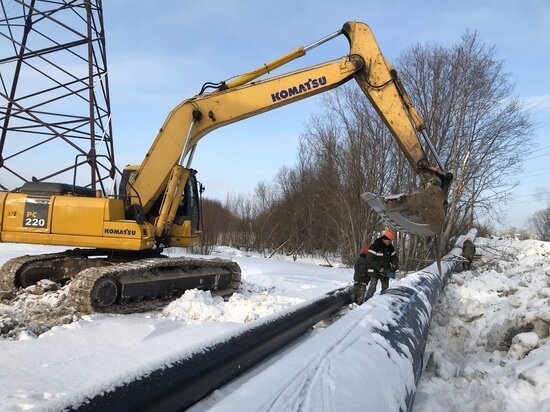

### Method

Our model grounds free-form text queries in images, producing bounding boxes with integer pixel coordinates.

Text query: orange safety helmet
[382,229,396,241]
[360,245,369,254]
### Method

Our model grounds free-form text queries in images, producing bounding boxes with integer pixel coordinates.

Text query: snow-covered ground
[0,237,549,411]
[415,238,550,412]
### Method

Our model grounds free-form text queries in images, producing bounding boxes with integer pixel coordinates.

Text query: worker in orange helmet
[353,245,370,304]
[364,229,399,301]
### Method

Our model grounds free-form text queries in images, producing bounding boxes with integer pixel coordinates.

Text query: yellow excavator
[0,21,451,313]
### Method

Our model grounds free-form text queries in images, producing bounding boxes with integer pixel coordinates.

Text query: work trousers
[365,274,389,301]
[353,281,367,305]
[462,256,473,270]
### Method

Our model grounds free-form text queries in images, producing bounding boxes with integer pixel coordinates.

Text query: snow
[0,237,549,411]
[199,296,418,412]
[414,237,550,412]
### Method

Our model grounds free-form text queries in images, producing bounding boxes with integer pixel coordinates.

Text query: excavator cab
[172,171,201,232]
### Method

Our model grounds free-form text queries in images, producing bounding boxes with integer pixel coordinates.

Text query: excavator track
[69,257,242,314]
[0,249,99,291]
[1,250,241,314]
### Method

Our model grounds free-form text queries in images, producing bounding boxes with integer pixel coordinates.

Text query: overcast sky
[102,0,550,230]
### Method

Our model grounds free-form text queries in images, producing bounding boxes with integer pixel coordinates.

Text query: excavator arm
[342,22,453,235]
[127,21,451,238]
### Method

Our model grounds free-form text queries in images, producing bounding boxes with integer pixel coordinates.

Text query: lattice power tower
[0,0,115,193]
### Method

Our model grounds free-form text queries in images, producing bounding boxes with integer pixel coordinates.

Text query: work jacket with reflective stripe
[366,237,398,276]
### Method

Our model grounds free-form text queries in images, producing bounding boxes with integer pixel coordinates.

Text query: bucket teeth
[361,192,439,236]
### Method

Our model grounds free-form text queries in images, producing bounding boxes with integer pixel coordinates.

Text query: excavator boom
[0,21,451,313]
[128,21,450,237]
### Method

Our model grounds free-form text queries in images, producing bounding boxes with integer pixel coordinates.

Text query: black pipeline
[74,286,353,412]
[377,230,477,411]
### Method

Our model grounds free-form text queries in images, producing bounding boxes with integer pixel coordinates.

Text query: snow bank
[415,237,550,412]
[1,235,549,412]
[161,282,303,324]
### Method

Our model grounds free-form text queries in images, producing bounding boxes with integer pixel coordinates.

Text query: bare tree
[207,32,534,271]
[299,86,400,264]
[528,207,550,241]
[397,32,534,248]
[249,181,283,254]
[200,197,237,254]
[223,193,256,249]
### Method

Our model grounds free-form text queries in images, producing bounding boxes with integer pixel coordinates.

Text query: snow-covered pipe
[74,230,477,412]
[74,285,353,411]
[197,229,478,412]
[379,229,477,410]
[367,229,478,410]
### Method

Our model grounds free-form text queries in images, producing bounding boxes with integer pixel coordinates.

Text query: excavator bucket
[361,185,446,236]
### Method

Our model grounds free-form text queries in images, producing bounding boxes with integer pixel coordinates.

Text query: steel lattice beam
[0,0,115,192]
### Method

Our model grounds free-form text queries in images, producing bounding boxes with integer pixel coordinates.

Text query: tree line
[196,32,534,269]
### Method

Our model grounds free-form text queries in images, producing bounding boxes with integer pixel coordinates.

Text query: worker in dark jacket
[462,237,476,270]
[353,245,370,304]
[365,229,399,301]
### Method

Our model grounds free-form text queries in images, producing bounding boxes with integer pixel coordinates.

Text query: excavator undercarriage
[0,250,241,314]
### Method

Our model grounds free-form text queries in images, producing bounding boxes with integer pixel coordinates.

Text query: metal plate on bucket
[361,192,436,236]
